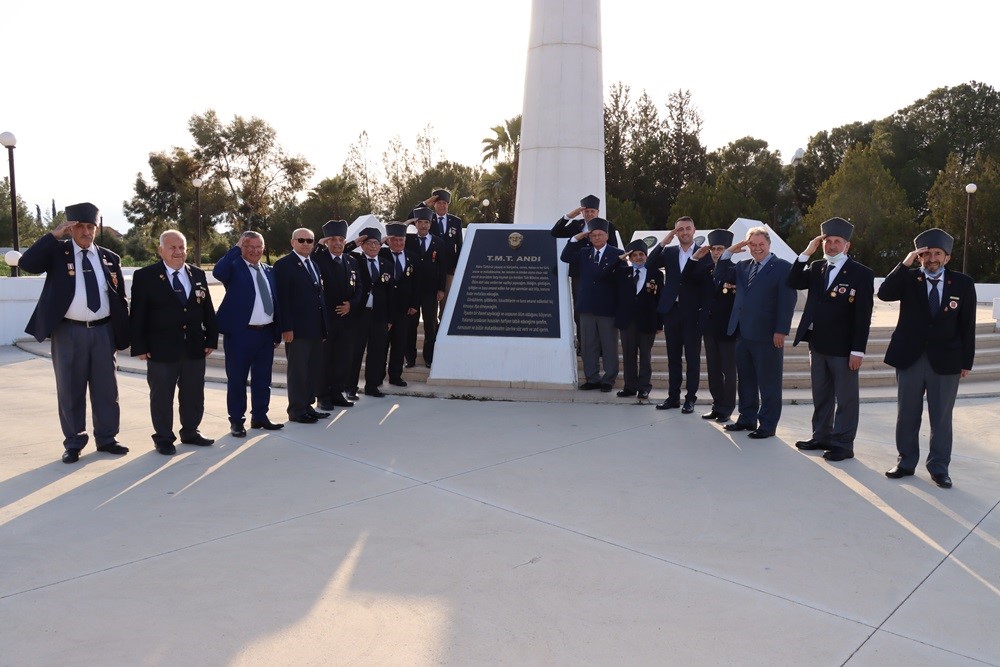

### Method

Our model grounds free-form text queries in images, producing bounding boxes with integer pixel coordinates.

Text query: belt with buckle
[63,317,111,328]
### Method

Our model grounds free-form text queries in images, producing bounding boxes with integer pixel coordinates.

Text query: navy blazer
[646,244,713,318]
[273,251,326,339]
[705,269,737,341]
[213,246,280,343]
[788,257,874,357]
[602,259,663,333]
[129,261,218,362]
[381,248,420,317]
[356,252,393,321]
[560,241,618,317]
[878,264,976,374]
[550,216,620,279]
[311,246,365,329]
[19,233,130,349]
[432,213,464,274]
[714,253,796,342]
[406,233,450,295]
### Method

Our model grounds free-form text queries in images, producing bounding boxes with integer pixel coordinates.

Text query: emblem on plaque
[508,232,524,250]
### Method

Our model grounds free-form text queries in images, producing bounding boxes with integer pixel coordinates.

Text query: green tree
[123,147,228,242]
[604,83,635,204]
[299,175,366,229]
[392,161,482,222]
[189,110,313,233]
[480,115,521,224]
[797,146,916,275]
[0,177,43,247]
[793,121,875,214]
[927,152,1000,281]
[707,137,784,218]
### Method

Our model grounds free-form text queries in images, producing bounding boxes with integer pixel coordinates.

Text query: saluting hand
[903,247,928,267]
[660,229,676,246]
[566,206,584,219]
[803,234,826,256]
[692,246,710,260]
[728,239,750,254]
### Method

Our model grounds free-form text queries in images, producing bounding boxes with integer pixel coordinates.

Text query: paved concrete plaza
[1,344,998,665]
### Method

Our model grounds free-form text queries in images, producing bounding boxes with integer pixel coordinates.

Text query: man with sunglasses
[274,228,331,423]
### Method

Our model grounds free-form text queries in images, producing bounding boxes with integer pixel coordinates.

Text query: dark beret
[431,189,451,203]
[385,222,408,238]
[580,194,600,209]
[707,229,734,247]
[65,202,99,224]
[359,227,382,242]
[914,228,954,254]
[409,206,434,222]
[624,240,648,255]
[820,217,854,241]
[322,220,348,238]
[587,217,610,233]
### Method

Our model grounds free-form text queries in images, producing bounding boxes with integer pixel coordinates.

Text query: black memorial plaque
[448,229,560,338]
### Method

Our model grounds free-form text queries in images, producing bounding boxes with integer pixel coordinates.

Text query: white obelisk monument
[428,0,604,388]
[514,0,606,224]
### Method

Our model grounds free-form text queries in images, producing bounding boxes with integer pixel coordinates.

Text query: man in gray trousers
[787,217,874,462]
[878,228,976,488]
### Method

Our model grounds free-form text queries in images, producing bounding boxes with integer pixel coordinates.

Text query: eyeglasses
[295,238,315,244]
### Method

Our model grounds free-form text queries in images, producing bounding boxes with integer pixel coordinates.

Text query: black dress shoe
[701,410,721,420]
[425,362,432,369]
[230,423,247,438]
[714,414,732,423]
[346,392,360,402]
[250,419,285,430]
[795,439,832,451]
[823,447,854,461]
[885,466,915,479]
[389,378,408,387]
[931,473,953,489]
[724,422,755,432]
[404,361,416,368]
[599,383,613,393]
[655,400,680,410]
[578,382,599,390]
[637,390,650,400]
[330,394,354,407]
[317,402,335,411]
[155,443,177,455]
[180,434,215,446]
[747,430,775,439]
[62,449,81,464]
[364,388,386,398]
[288,414,319,424]
[681,400,695,414]
[617,389,637,398]
[307,408,330,419]
[96,443,129,455]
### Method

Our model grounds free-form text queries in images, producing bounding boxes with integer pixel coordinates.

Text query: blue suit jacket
[560,241,618,317]
[213,246,280,343]
[714,253,796,342]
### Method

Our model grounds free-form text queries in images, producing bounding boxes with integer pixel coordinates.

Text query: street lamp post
[964,183,977,274]
[481,198,490,224]
[192,178,203,266]
[1,131,19,277]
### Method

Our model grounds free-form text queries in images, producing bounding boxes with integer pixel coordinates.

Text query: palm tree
[481,115,522,164]
[480,115,521,222]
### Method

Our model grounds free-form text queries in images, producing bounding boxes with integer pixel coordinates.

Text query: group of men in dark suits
[20,200,978,488]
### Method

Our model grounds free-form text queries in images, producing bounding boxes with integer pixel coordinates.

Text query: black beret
[707,229,734,247]
[359,227,382,242]
[587,217,610,233]
[385,222,408,238]
[65,202,99,224]
[914,228,954,254]
[409,206,434,222]
[322,220,348,238]
[624,240,648,255]
[820,217,854,241]
[432,189,451,203]
[580,194,600,209]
